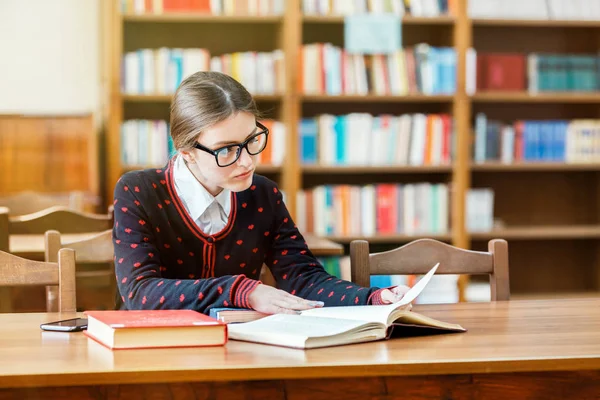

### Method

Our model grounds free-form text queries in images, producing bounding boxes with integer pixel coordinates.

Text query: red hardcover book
[376,184,397,234]
[478,53,526,91]
[83,310,227,350]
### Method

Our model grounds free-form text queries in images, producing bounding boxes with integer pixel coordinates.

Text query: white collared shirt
[172,155,231,235]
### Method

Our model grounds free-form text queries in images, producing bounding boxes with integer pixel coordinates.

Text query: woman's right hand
[247,284,324,315]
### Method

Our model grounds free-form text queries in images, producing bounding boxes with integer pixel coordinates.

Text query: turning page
[300,263,440,325]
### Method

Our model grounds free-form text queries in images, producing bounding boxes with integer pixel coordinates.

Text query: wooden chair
[0,191,86,216]
[0,248,76,313]
[0,206,113,312]
[45,229,115,312]
[350,238,510,301]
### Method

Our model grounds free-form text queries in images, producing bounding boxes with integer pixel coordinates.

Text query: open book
[228,263,466,349]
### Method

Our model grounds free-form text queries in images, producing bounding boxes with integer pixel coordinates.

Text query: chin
[226,171,254,192]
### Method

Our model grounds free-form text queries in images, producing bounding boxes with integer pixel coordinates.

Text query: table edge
[1,357,599,389]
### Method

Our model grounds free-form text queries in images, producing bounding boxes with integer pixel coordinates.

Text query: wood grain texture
[45,229,115,312]
[0,372,599,400]
[0,249,76,313]
[0,191,85,216]
[451,0,472,301]
[0,115,98,196]
[1,299,599,389]
[8,206,113,235]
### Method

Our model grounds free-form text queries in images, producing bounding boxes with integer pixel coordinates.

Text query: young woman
[113,71,409,316]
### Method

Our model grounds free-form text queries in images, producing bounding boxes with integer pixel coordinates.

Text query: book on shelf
[299,113,453,166]
[473,114,600,164]
[121,0,285,16]
[228,263,466,349]
[302,0,452,17]
[121,119,173,167]
[123,48,284,95]
[466,188,494,233]
[83,310,227,350]
[469,0,600,20]
[296,183,449,237]
[300,43,456,96]
[468,50,600,94]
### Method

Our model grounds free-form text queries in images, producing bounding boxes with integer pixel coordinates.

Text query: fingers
[392,285,411,297]
[273,306,301,315]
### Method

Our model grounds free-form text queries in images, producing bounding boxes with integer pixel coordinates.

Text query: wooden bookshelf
[302,15,455,25]
[471,162,600,172]
[471,225,600,241]
[471,18,600,28]
[122,94,284,102]
[472,92,600,103]
[105,0,600,300]
[122,13,283,23]
[325,233,452,244]
[302,165,452,174]
[302,95,454,103]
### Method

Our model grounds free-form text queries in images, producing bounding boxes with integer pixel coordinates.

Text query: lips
[235,169,253,178]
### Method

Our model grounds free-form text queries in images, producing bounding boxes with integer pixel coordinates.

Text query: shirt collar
[172,155,231,221]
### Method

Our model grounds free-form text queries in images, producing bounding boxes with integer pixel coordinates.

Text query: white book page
[300,263,440,325]
[228,314,377,349]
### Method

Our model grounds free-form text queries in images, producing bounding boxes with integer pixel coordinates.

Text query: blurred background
[1,0,600,311]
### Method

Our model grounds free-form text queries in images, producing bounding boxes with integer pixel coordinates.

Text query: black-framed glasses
[193,121,269,167]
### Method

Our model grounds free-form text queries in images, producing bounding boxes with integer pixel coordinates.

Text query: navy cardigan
[112,159,386,315]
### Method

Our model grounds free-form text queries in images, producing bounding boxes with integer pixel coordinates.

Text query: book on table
[84,309,227,350]
[228,263,466,349]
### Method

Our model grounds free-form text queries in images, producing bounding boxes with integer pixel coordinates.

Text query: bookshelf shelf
[471,18,600,28]
[471,162,600,172]
[302,165,452,174]
[470,225,600,241]
[302,95,454,103]
[302,15,455,25]
[122,94,283,102]
[325,233,452,244]
[122,13,283,23]
[472,92,600,103]
[255,165,282,174]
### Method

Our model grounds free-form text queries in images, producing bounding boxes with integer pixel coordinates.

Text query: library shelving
[104,0,600,300]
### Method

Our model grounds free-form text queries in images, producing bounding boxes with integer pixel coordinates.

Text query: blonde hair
[170,71,261,150]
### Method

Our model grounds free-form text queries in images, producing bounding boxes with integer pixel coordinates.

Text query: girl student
[113,71,409,315]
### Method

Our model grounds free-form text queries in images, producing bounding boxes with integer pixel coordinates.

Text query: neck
[184,159,223,197]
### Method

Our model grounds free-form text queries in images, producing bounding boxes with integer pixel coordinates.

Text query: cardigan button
[207,236,214,243]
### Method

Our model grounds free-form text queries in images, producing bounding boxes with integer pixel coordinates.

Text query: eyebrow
[213,127,259,147]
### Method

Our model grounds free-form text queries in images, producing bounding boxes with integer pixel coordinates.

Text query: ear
[180,150,196,164]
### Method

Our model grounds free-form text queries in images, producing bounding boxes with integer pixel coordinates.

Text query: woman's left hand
[380,285,411,305]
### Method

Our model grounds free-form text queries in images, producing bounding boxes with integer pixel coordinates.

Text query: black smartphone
[40,317,88,332]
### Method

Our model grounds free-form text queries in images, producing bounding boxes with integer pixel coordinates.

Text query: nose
[237,146,253,168]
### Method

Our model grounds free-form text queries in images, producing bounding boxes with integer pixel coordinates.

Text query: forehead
[200,112,256,146]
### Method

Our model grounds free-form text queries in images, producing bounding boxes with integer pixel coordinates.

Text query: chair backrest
[45,229,114,264]
[0,248,77,312]
[0,191,85,216]
[6,206,113,235]
[45,229,115,312]
[350,238,510,301]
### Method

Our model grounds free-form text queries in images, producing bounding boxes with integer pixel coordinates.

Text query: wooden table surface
[8,232,343,258]
[9,233,100,259]
[1,298,599,390]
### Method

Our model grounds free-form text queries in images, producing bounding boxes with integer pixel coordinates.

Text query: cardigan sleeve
[113,174,260,313]
[262,182,388,306]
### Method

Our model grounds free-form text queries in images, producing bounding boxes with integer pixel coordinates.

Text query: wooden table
[1,298,599,399]
[304,233,343,256]
[9,233,101,260]
[9,233,343,259]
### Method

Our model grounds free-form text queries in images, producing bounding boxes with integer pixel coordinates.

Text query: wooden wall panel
[0,115,99,197]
